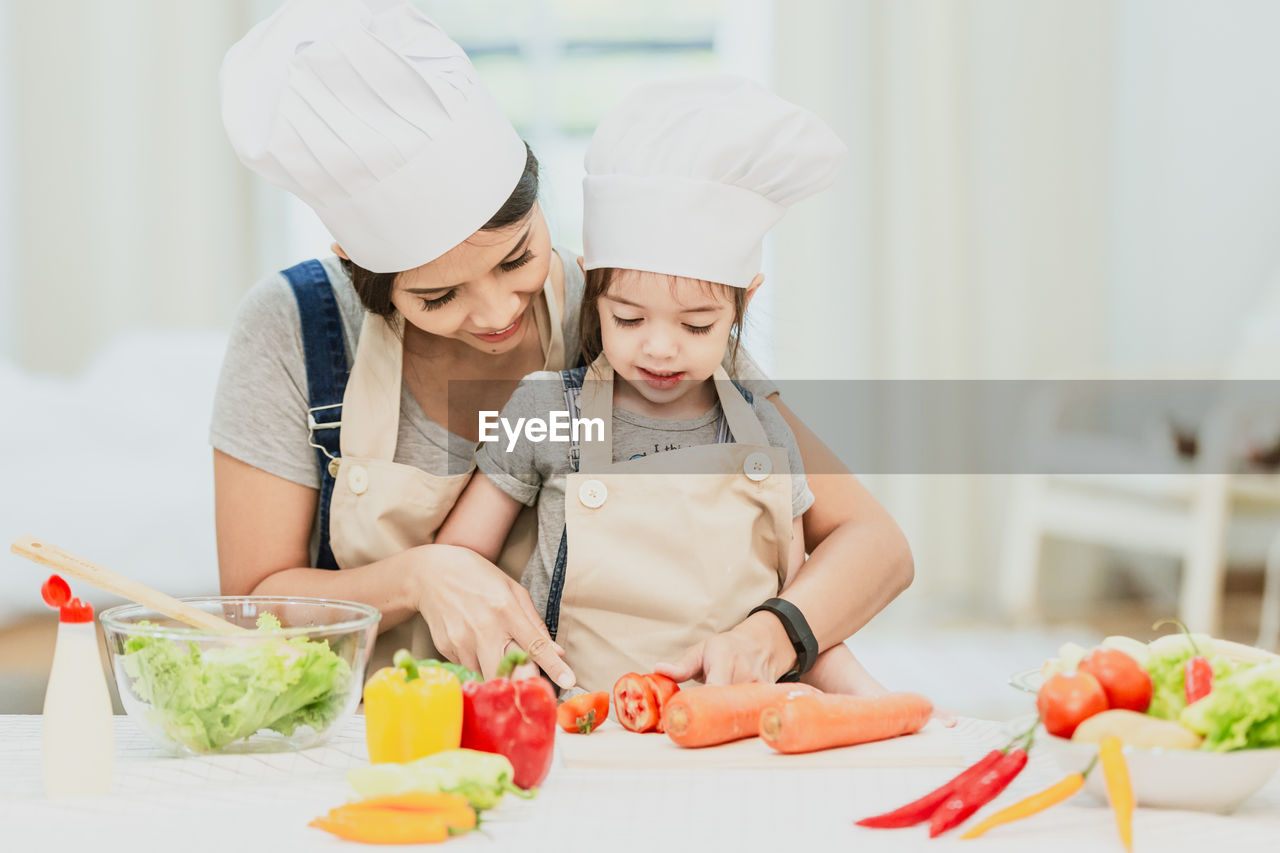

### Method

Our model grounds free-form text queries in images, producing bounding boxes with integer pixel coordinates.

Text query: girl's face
[389,204,552,355]
[599,269,754,407]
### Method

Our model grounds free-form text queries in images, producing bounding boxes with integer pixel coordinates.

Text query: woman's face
[390,204,552,355]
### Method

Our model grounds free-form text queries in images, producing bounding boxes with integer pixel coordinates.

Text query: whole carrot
[759,692,933,754]
[1099,736,1134,851]
[662,683,819,748]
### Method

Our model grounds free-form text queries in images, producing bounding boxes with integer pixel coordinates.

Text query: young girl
[437,76,887,696]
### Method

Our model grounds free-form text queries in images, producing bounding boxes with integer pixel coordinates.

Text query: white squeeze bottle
[40,574,114,796]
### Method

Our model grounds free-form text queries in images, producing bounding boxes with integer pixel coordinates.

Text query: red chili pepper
[460,650,557,790]
[1154,618,1214,705]
[857,749,1005,828]
[1185,655,1213,704]
[929,748,1029,837]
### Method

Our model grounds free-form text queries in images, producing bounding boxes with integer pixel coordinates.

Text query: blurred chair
[999,274,1280,640]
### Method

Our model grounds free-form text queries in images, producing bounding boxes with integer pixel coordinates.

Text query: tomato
[557,691,610,734]
[1079,647,1153,713]
[1037,671,1107,738]
[643,674,680,732]
[612,673,660,733]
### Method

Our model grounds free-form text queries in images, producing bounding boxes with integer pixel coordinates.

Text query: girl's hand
[412,544,575,688]
[654,611,793,685]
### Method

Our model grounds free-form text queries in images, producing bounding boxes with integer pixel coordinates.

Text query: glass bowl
[100,596,380,756]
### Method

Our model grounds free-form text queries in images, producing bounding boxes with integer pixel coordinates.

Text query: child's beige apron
[327,276,565,673]
[554,356,794,693]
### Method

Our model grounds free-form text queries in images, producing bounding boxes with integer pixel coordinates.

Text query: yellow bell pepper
[364,650,463,764]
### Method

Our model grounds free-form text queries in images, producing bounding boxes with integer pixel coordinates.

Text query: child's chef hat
[220,0,527,273]
[583,75,846,288]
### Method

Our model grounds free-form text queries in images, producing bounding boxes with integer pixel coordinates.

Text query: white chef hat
[220,0,528,273]
[582,75,846,288]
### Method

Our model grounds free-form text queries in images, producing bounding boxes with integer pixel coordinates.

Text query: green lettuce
[1180,663,1280,751]
[120,613,351,752]
[1144,643,1250,721]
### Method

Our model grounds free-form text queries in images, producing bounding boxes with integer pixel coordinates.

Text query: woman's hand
[654,611,794,685]
[412,543,575,688]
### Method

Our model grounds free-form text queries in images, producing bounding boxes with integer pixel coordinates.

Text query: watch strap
[749,597,819,682]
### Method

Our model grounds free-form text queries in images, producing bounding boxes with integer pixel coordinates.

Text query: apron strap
[713,366,769,446]
[282,259,348,572]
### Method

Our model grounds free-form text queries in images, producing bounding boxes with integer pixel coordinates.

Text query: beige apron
[328,274,566,673]
[556,356,794,693]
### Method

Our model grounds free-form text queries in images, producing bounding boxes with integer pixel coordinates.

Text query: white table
[1,715,1277,852]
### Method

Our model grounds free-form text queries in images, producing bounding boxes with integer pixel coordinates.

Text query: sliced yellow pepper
[364,650,462,764]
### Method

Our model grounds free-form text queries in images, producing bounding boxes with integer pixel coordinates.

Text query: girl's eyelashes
[499,249,534,272]
[609,314,715,335]
[418,290,458,311]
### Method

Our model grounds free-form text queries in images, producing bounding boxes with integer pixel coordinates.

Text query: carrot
[662,683,820,748]
[758,692,933,754]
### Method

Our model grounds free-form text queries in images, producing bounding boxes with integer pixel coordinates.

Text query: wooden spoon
[11,535,251,634]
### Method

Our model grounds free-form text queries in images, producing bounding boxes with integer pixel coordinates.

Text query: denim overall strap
[282,259,349,571]
[544,366,590,639]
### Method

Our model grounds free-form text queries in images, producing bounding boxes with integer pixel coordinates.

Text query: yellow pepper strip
[310,793,476,844]
[364,652,462,764]
[960,773,1085,839]
[1099,735,1134,851]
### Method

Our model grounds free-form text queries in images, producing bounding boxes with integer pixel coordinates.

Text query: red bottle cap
[40,575,93,622]
[60,597,95,624]
[41,574,71,608]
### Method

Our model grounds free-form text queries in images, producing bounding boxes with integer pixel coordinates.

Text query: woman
[214,0,912,687]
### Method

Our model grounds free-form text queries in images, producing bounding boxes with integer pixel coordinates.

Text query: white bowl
[1009,670,1280,813]
[1040,731,1280,814]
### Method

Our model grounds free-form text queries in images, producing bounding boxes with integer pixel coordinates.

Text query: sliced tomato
[643,673,680,732]
[557,691,610,734]
[612,673,659,733]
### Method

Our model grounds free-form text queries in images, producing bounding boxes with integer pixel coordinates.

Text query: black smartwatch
[749,597,818,682]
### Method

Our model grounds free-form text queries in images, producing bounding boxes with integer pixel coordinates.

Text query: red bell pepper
[460,650,557,790]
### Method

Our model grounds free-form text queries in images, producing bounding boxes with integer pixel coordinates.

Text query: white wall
[1108,0,1280,373]
[0,0,15,361]
[7,1,259,375]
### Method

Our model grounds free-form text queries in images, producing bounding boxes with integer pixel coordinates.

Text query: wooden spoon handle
[10,535,250,634]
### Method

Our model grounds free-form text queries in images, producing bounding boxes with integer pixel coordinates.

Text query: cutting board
[558,719,966,770]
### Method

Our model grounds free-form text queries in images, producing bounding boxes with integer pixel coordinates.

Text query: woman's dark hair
[579,267,749,370]
[338,141,540,316]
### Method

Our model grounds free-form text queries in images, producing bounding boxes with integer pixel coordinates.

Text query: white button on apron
[743,452,773,481]
[347,464,369,495]
[579,479,608,508]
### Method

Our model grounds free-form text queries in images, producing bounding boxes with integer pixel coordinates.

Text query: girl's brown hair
[337,142,540,316]
[579,267,750,370]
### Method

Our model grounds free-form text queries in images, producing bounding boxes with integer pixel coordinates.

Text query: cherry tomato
[1079,647,1153,713]
[643,674,680,732]
[557,691,610,734]
[612,673,659,733]
[1037,671,1107,738]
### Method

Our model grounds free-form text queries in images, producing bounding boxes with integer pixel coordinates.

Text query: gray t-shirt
[474,371,815,622]
[209,249,780,563]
